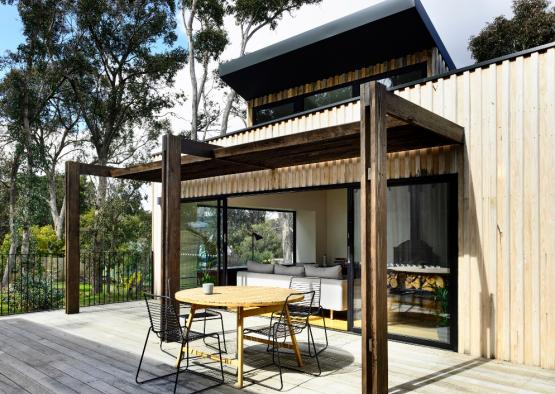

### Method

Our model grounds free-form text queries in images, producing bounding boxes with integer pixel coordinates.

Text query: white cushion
[305,265,342,279]
[274,265,305,277]
[247,261,274,274]
[236,271,348,311]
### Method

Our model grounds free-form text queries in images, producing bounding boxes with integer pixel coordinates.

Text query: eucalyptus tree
[469,0,555,62]
[60,0,186,291]
[0,0,80,244]
[219,0,322,135]
[181,0,228,140]
[64,0,186,195]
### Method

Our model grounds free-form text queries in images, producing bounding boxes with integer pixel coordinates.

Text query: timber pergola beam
[64,83,464,394]
[63,161,159,314]
[359,81,463,394]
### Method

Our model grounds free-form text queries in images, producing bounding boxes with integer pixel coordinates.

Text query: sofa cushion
[247,261,274,274]
[305,264,342,279]
[274,264,305,277]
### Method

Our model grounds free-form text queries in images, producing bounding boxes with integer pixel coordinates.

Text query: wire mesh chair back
[143,293,183,343]
[289,277,322,314]
[276,290,316,332]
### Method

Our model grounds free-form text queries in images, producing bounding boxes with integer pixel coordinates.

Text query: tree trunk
[2,153,21,287]
[92,161,108,294]
[183,2,199,140]
[47,170,65,240]
[220,90,236,136]
[220,33,248,136]
[281,213,293,264]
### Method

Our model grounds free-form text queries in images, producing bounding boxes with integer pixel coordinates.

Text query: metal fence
[0,252,153,316]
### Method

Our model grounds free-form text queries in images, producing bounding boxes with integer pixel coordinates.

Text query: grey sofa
[236,262,348,315]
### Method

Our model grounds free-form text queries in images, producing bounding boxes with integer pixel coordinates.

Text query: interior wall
[325,189,348,263]
[228,190,329,263]
[151,183,162,295]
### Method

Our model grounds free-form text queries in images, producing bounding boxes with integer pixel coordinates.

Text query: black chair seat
[178,309,222,320]
[245,322,305,339]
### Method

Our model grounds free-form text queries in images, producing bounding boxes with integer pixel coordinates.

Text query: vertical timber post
[360,82,388,393]
[65,161,80,314]
[161,134,181,300]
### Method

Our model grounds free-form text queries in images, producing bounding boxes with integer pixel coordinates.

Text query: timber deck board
[0,302,552,393]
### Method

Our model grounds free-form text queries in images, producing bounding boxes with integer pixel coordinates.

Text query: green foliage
[469,0,555,62]
[200,271,215,284]
[80,180,152,254]
[65,0,187,165]
[231,0,323,32]
[1,225,64,255]
[227,209,286,264]
[432,285,449,327]
[12,266,64,311]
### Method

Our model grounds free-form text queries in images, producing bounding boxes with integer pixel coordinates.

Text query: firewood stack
[387,271,445,291]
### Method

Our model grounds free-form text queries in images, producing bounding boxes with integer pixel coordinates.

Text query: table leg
[235,306,244,388]
[285,305,304,367]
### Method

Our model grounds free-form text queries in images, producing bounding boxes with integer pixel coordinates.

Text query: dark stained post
[360,81,388,393]
[65,161,80,314]
[161,134,181,299]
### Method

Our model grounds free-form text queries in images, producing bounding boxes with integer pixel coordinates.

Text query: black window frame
[252,62,427,126]
[224,205,297,266]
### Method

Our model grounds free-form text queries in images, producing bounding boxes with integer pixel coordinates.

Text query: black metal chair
[165,277,228,354]
[135,294,224,393]
[266,277,328,358]
[288,277,328,356]
[245,290,321,391]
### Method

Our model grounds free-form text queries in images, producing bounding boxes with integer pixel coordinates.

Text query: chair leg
[135,328,151,384]
[308,326,322,376]
[318,308,329,355]
[219,316,228,353]
[215,334,225,383]
[266,313,275,353]
[273,336,284,391]
[174,341,184,394]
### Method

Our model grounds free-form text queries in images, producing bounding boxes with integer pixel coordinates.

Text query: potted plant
[201,271,215,295]
[432,285,449,342]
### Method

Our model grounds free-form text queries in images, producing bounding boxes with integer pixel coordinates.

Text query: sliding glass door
[180,199,296,286]
[348,176,457,349]
[180,200,223,288]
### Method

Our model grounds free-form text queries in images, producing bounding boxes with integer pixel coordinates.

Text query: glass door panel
[350,188,362,331]
[349,179,456,348]
[180,200,221,288]
[387,181,455,346]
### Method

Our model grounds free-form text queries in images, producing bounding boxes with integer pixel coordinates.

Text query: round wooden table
[175,286,304,389]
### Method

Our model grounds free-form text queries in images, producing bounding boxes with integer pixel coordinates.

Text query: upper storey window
[304,86,353,111]
[253,63,427,126]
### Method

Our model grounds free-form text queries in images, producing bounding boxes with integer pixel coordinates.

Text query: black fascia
[219,0,453,100]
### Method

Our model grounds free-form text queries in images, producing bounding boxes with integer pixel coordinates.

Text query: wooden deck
[0,302,553,393]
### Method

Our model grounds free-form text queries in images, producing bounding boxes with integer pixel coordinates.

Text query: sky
[0,0,521,69]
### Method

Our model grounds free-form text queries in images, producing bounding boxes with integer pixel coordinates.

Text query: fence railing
[0,252,153,316]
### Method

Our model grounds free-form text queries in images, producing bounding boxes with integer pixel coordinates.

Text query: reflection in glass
[254,102,295,124]
[304,86,353,110]
[227,208,294,268]
[352,182,453,344]
[387,182,451,344]
[180,201,219,288]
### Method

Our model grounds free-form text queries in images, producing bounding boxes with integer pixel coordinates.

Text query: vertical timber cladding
[179,46,555,369]
[395,47,555,369]
[250,49,438,108]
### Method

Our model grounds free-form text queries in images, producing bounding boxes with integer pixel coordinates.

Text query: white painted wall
[151,183,162,294]
[325,189,348,263]
[229,190,328,263]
